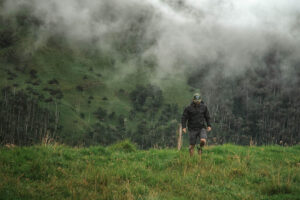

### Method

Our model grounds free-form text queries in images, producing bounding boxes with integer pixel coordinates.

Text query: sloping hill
[1,143,299,199]
[0,14,193,147]
[1,1,300,148]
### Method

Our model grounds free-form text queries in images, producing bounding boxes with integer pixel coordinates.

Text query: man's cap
[193,93,201,101]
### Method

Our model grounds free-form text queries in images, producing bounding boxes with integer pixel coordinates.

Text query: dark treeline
[1,71,299,148]
[0,87,59,145]
[1,71,299,147]
[88,71,300,148]
[189,52,300,146]
[85,84,179,149]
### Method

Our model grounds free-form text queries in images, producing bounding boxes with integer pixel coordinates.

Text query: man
[181,93,212,156]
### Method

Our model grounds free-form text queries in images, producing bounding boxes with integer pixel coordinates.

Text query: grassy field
[0,142,299,200]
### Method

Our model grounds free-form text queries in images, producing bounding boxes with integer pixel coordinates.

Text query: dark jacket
[181,101,211,129]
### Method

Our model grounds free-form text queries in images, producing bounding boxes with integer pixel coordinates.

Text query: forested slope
[0,1,299,148]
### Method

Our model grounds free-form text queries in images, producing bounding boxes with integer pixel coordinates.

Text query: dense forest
[188,54,300,145]
[0,0,299,148]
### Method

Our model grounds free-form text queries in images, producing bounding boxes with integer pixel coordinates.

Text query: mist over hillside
[3,0,300,78]
[0,0,299,147]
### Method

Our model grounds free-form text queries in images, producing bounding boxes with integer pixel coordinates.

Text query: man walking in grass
[181,93,212,156]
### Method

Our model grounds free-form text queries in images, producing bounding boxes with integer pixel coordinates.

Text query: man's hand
[207,126,212,132]
[182,128,187,134]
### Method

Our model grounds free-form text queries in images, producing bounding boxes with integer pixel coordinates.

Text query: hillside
[0,143,299,200]
[0,0,300,148]
[0,23,192,147]
[0,5,194,147]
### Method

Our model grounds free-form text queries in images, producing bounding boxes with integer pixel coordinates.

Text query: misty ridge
[3,0,300,81]
[0,0,300,147]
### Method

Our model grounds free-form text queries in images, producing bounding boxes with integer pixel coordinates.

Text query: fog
[3,0,300,81]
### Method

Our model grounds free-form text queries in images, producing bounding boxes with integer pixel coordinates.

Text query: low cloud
[3,0,300,82]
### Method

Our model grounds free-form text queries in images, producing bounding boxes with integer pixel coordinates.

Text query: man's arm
[204,106,212,131]
[181,107,189,133]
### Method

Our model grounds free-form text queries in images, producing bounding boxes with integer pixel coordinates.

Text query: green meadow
[1,142,299,200]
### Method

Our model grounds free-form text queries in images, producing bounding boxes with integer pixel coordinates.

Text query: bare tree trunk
[177,123,182,150]
[53,101,60,138]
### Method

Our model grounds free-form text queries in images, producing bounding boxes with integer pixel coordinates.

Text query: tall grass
[0,143,299,199]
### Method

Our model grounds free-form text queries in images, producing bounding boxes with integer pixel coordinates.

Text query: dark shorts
[188,128,207,145]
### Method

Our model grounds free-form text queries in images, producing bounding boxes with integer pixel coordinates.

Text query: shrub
[129,84,163,112]
[29,69,38,79]
[0,29,16,48]
[93,107,107,120]
[108,139,137,153]
[48,79,59,85]
[76,85,83,92]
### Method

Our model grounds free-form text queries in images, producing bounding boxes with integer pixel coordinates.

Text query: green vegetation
[0,11,189,148]
[0,2,299,148]
[1,143,299,199]
[0,3,299,200]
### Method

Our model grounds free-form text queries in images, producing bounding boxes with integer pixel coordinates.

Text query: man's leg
[189,145,195,156]
[200,138,206,147]
[198,139,206,155]
[188,130,197,157]
[198,129,208,155]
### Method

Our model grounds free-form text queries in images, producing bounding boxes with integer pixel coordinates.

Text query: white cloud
[3,0,300,80]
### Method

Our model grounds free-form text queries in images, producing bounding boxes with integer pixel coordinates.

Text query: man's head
[193,93,202,104]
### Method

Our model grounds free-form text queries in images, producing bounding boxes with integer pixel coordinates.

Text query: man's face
[193,94,201,104]
[193,100,201,104]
